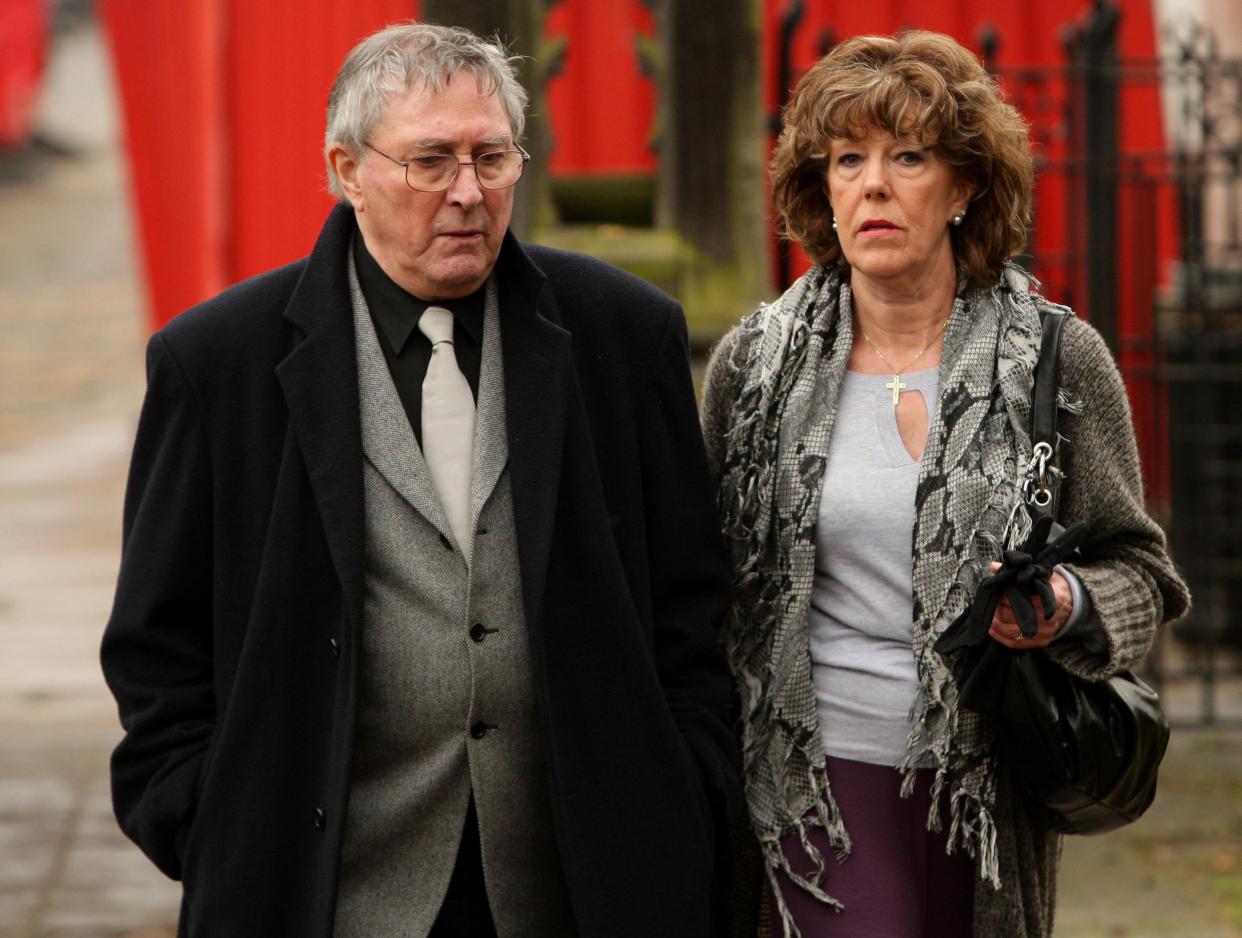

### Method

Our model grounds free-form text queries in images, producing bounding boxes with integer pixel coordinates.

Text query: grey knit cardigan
[700,311,1191,938]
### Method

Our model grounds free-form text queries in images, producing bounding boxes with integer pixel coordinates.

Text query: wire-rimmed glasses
[364,141,530,192]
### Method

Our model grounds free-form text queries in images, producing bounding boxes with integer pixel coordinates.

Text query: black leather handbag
[933,309,1170,836]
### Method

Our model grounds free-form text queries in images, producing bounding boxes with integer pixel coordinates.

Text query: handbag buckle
[1025,441,1055,508]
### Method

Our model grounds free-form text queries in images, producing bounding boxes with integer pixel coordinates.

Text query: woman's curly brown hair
[771,30,1034,286]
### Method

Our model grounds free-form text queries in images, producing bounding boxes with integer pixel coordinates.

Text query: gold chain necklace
[859,318,950,407]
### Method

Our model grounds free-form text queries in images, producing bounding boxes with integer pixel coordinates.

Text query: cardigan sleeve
[1046,315,1191,679]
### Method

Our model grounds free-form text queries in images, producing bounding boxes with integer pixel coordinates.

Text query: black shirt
[352,233,484,446]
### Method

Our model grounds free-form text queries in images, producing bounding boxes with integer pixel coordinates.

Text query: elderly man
[102,23,739,938]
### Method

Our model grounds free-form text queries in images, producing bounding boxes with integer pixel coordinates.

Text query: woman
[702,31,1189,938]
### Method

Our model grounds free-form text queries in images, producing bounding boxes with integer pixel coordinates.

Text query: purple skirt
[769,755,975,938]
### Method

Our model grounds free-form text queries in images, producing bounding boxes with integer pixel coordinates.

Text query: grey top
[809,368,937,765]
[809,370,1094,767]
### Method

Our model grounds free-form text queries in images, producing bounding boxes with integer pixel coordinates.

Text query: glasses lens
[405,154,457,191]
[402,151,526,191]
[475,151,524,190]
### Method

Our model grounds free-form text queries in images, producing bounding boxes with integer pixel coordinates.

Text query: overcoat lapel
[274,204,365,629]
[495,235,571,634]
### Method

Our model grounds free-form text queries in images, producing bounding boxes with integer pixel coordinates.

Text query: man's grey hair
[324,22,528,198]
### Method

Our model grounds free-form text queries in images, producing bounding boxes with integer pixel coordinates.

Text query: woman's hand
[986,562,1074,649]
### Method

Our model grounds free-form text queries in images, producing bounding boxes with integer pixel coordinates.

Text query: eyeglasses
[363,141,530,192]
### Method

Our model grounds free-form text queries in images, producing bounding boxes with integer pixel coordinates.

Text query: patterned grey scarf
[716,262,1044,936]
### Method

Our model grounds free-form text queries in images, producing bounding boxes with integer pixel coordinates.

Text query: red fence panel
[100,1,417,327]
[0,0,48,148]
[99,0,230,328]
[225,0,419,283]
[545,0,656,179]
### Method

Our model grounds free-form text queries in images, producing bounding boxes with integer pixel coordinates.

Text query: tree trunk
[654,0,762,265]
[418,0,555,235]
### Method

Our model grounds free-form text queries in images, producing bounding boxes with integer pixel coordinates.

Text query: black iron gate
[997,9,1242,724]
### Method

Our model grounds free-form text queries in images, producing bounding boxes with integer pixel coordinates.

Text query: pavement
[0,14,1239,938]
[0,17,179,938]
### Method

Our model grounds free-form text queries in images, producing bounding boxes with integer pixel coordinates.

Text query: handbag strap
[1027,308,1069,520]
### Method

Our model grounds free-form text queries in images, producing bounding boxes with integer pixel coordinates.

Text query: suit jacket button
[313,807,326,830]
[470,721,488,740]
[329,638,340,657]
[470,623,487,643]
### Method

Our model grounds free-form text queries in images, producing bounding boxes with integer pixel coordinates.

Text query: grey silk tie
[418,306,475,559]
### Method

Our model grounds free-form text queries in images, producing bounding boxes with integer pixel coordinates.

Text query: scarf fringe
[947,784,1002,888]
[898,723,1003,888]
[764,859,805,938]
[927,765,950,832]
[760,764,850,938]
[1056,387,1084,415]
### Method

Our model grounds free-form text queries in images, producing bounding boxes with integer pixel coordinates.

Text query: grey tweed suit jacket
[333,263,574,937]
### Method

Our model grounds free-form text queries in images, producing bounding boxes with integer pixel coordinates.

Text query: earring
[951,211,965,227]
[832,218,838,232]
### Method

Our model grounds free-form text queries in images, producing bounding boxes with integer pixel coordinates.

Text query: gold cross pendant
[886,374,906,406]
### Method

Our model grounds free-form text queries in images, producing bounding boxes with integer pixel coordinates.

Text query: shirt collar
[352,232,485,354]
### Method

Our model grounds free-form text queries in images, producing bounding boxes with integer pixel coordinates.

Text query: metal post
[978,23,999,75]
[1063,25,1086,314]
[1082,0,1120,351]
[772,0,804,291]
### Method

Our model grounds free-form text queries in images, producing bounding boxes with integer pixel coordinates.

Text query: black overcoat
[102,205,741,937]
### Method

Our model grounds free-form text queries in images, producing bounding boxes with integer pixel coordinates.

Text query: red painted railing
[0,0,49,148]
[98,0,418,325]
